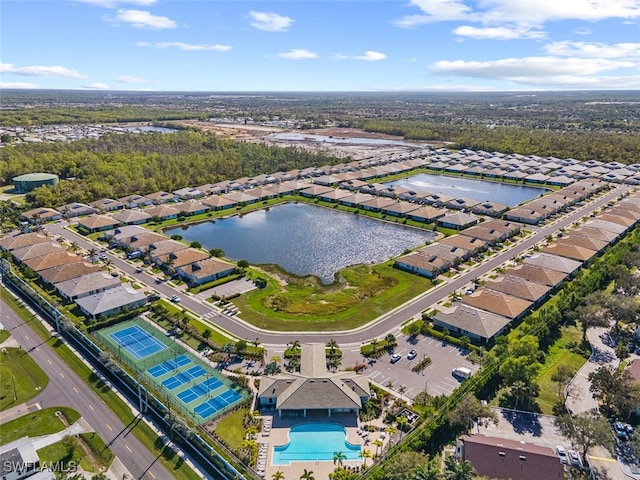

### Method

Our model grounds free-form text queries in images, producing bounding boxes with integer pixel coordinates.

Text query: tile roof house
[89,198,124,212]
[457,434,564,480]
[380,201,421,217]
[395,250,452,278]
[407,206,446,223]
[257,343,370,418]
[54,271,121,301]
[471,201,509,217]
[523,253,582,274]
[75,285,147,319]
[483,275,552,303]
[154,247,210,270]
[437,212,479,231]
[11,242,63,262]
[76,215,121,233]
[148,239,189,262]
[145,191,178,204]
[24,250,83,272]
[21,207,62,223]
[174,200,210,216]
[39,261,101,284]
[177,257,236,286]
[200,195,236,210]
[462,288,532,319]
[569,226,619,243]
[0,232,50,252]
[439,235,488,257]
[57,202,96,218]
[503,205,548,225]
[144,204,180,220]
[109,209,152,225]
[432,305,511,344]
[541,243,598,262]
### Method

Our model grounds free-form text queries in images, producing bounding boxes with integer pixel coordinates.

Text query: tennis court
[148,355,192,378]
[161,365,207,390]
[109,325,166,359]
[177,377,223,403]
[194,390,243,418]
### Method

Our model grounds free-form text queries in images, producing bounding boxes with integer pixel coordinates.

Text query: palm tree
[333,451,346,468]
[70,241,79,253]
[412,460,443,480]
[288,339,301,360]
[327,338,339,359]
[272,471,285,480]
[299,469,315,480]
[359,449,372,467]
[88,247,97,258]
[370,338,379,355]
[372,438,383,457]
[444,456,476,480]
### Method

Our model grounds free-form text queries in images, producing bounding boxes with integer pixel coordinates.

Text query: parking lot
[353,333,480,400]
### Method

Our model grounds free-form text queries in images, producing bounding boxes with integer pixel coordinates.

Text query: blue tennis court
[177,377,223,403]
[147,355,192,378]
[161,366,207,390]
[194,389,243,418]
[109,325,166,359]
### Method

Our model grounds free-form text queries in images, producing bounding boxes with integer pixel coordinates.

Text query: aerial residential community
[4,6,640,480]
[0,88,639,480]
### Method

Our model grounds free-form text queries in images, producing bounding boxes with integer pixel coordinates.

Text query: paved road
[0,296,175,480]
[47,184,628,346]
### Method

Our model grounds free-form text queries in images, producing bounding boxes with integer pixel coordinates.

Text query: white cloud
[82,82,110,89]
[114,75,145,83]
[544,41,640,58]
[394,0,640,32]
[431,56,633,78]
[0,62,87,79]
[76,0,157,8]
[572,27,592,35]
[0,82,38,89]
[111,9,176,29]
[275,49,317,60]
[394,0,474,27]
[335,51,387,61]
[137,41,232,51]
[353,51,387,61]
[453,25,545,40]
[249,11,294,32]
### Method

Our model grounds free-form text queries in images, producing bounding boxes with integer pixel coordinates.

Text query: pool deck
[257,413,389,479]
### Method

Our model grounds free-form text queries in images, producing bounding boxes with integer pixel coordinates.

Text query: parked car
[407,349,417,360]
[624,424,634,437]
[614,421,628,440]
[568,450,581,466]
[556,446,568,464]
[390,353,402,364]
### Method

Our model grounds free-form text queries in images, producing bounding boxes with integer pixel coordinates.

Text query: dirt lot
[177,121,443,160]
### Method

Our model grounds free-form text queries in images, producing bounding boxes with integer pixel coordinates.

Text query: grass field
[215,407,249,448]
[535,325,588,415]
[0,346,49,411]
[0,288,201,480]
[0,329,10,343]
[37,431,114,473]
[0,406,80,444]
[234,261,434,331]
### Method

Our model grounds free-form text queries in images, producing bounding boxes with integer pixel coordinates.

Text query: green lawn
[234,261,434,331]
[535,325,588,415]
[0,347,49,411]
[37,431,114,473]
[0,407,80,444]
[0,329,10,343]
[215,407,249,448]
[0,288,201,480]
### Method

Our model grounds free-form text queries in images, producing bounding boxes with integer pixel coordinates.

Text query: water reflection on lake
[386,173,547,207]
[167,203,436,284]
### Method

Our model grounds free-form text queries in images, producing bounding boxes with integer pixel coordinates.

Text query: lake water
[167,203,435,284]
[386,173,546,207]
[267,132,421,146]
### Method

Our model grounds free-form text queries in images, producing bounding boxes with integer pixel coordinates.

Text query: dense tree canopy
[0,131,341,207]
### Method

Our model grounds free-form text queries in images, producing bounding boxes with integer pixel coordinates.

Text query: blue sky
[2,0,640,91]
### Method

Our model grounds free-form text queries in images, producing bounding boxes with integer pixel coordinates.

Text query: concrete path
[30,418,93,450]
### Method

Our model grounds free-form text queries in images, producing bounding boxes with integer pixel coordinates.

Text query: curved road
[48,184,627,346]
[0,296,175,480]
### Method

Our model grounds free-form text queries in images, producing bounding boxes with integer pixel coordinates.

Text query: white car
[556,446,568,464]
[170,295,181,304]
[390,353,402,364]
[568,450,580,466]
[407,349,418,360]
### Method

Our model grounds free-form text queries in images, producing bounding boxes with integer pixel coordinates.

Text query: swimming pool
[273,423,361,465]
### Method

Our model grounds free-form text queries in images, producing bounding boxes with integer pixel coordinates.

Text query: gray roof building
[75,285,147,318]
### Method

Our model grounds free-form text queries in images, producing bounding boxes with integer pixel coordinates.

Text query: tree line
[0,131,341,207]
